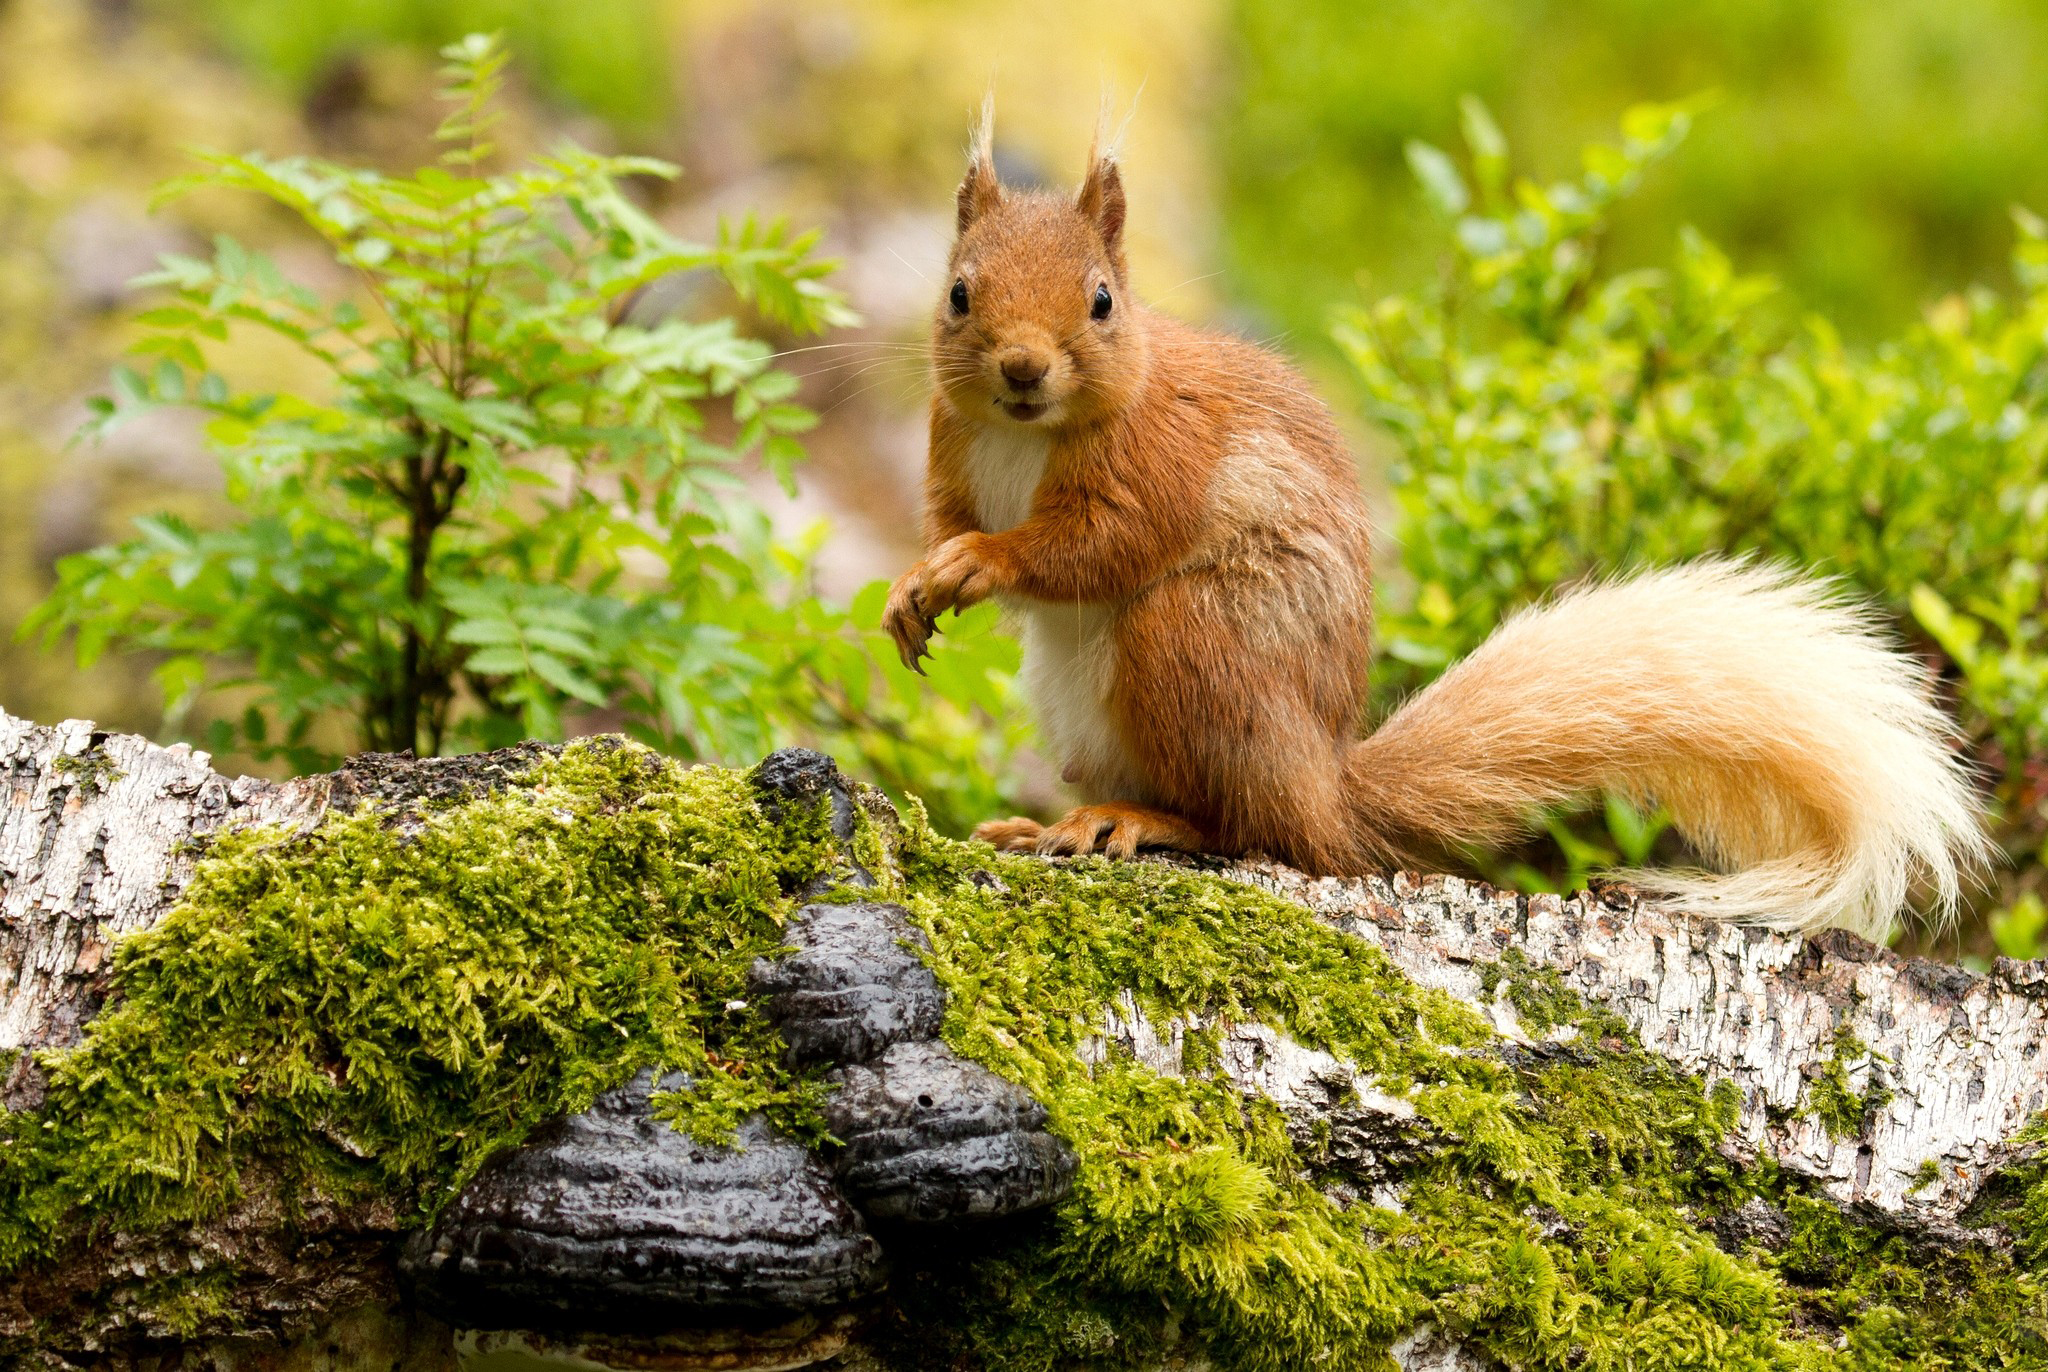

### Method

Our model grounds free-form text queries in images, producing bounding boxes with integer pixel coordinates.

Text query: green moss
[1805,1027,1896,1141]
[1964,1115,2048,1269]
[48,746,124,795]
[1476,946,1631,1040]
[880,806,2042,1371]
[1180,1023,1223,1079]
[0,740,833,1270]
[136,1268,241,1340]
[1775,1192,2046,1368]
[3,754,2039,1370]
[847,787,898,881]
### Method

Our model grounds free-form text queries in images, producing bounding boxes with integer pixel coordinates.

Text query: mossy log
[2,706,2045,1371]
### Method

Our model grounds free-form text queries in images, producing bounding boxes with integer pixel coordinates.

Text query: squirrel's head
[932,109,1147,430]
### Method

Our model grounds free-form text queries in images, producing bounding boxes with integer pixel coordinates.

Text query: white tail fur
[1347,561,1990,938]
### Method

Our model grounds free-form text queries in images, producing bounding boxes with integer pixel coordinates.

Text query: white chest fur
[1019,602,1139,799]
[956,427,1142,801]
[961,427,1051,532]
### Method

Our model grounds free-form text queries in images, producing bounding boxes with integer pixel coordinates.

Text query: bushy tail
[1345,562,1990,937]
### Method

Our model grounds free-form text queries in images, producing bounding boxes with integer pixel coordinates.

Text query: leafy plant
[22,33,1020,834]
[1342,98,2048,930]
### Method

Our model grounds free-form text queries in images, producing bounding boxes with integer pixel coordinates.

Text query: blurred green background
[1224,0,2048,349]
[5,0,2047,958]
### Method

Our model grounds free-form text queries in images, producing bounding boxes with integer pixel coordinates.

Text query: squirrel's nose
[999,351,1049,390]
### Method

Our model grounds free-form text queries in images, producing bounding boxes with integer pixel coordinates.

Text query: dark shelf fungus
[825,1039,1079,1223]
[752,900,1077,1223]
[404,899,1072,1356]
[751,901,948,1068]
[399,1070,886,1335]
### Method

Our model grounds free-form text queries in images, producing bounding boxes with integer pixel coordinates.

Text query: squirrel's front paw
[883,537,1010,672]
[882,571,939,673]
[920,534,1009,616]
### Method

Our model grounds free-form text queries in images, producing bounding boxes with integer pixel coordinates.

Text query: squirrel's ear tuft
[1076,155,1127,270]
[956,96,1002,234]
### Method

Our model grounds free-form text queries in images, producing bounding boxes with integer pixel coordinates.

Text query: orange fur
[881,127,1991,938]
[974,803,1205,861]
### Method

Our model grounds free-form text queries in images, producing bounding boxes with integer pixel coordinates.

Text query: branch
[2,710,2042,1371]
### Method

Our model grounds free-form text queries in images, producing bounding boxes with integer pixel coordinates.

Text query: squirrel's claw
[1031,805,1207,861]
[892,618,932,674]
[882,570,939,674]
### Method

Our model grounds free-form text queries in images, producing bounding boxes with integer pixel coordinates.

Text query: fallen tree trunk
[2,707,2044,1371]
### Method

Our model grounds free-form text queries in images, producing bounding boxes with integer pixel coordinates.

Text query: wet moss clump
[3,743,2042,1370]
[1773,1191,2042,1370]
[1966,1115,2048,1269]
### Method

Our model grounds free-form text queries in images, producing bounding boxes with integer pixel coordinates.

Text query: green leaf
[1602,794,1668,868]
[448,618,522,647]
[525,651,608,706]
[1405,141,1470,218]
[463,647,529,677]
[1911,584,1982,661]
[1991,894,2047,960]
[1458,95,1508,200]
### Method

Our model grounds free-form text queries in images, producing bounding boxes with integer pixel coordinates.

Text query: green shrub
[1341,99,2048,935]
[1223,0,2048,348]
[20,34,1021,835]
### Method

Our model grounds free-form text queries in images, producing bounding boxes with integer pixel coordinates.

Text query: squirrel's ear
[956,160,1001,234]
[1076,156,1127,272]
[956,97,1002,234]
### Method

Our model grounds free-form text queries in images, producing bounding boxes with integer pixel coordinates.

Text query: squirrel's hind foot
[1008,804,1206,861]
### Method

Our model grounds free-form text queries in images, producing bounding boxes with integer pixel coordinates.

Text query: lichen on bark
[1,731,2043,1370]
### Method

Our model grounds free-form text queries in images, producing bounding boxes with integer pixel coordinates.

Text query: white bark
[1,708,324,1055]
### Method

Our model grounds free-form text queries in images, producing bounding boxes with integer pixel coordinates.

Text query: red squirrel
[882,116,1988,938]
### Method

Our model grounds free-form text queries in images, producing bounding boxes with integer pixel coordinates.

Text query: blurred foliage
[0,0,313,737]
[19,35,1020,833]
[1340,100,2048,952]
[172,0,672,131]
[1225,0,2048,351]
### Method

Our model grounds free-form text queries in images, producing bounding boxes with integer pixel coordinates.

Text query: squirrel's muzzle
[998,348,1050,391]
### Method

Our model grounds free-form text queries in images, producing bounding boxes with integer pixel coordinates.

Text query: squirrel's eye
[1091,283,1113,320]
[949,279,969,315]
